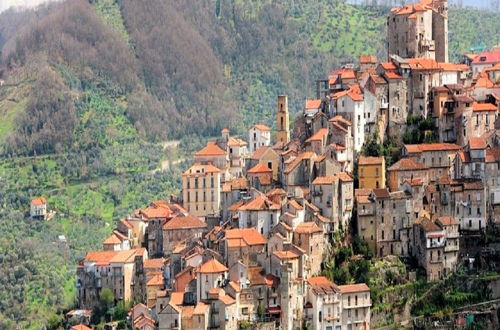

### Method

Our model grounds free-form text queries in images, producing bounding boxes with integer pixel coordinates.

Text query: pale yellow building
[358,156,386,189]
[182,163,221,217]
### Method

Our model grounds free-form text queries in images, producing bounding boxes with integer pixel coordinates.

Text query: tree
[99,288,114,310]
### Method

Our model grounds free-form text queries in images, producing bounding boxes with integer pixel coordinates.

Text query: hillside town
[65,0,500,329]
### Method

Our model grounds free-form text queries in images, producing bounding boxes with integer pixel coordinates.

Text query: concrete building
[182,163,222,218]
[30,197,47,220]
[358,156,386,189]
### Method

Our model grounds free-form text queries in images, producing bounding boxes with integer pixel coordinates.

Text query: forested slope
[0,0,498,328]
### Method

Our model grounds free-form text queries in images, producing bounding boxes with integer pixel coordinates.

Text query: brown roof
[288,199,304,210]
[486,147,500,163]
[307,276,339,295]
[312,176,337,185]
[338,172,353,182]
[284,152,316,174]
[328,115,352,126]
[419,217,442,233]
[338,283,370,293]
[83,250,118,264]
[183,163,221,176]
[110,249,141,263]
[388,158,427,171]
[359,156,384,166]
[437,216,458,226]
[373,188,390,199]
[219,294,236,305]
[197,258,228,274]
[193,302,210,315]
[163,215,206,230]
[195,142,227,156]
[360,55,377,64]
[294,222,323,234]
[144,258,166,269]
[273,250,299,260]
[146,273,164,286]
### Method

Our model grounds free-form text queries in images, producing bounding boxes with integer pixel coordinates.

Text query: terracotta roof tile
[146,273,164,286]
[405,143,461,153]
[225,228,267,247]
[469,137,488,150]
[238,195,280,211]
[472,102,497,112]
[273,250,299,260]
[471,51,500,65]
[294,222,323,234]
[360,55,377,64]
[252,146,273,160]
[328,115,352,126]
[388,158,427,171]
[31,197,47,205]
[248,163,273,174]
[252,124,271,131]
[312,176,337,185]
[195,142,227,156]
[197,258,228,274]
[144,258,166,269]
[359,156,384,165]
[486,147,500,163]
[183,163,222,176]
[71,325,92,330]
[437,216,458,226]
[305,99,322,109]
[338,283,370,293]
[308,276,339,295]
[163,215,206,230]
[306,128,328,143]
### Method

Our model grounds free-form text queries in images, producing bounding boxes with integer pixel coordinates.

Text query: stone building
[248,124,271,154]
[162,215,207,254]
[358,156,386,189]
[387,0,448,62]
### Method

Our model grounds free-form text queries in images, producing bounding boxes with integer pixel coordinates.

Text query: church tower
[276,95,290,145]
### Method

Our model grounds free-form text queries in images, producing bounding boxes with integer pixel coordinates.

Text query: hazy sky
[0,0,55,14]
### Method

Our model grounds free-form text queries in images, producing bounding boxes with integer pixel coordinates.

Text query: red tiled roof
[144,258,166,269]
[163,215,206,230]
[328,115,352,126]
[71,325,92,330]
[407,58,440,70]
[419,217,442,232]
[338,172,354,182]
[248,163,272,174]
[195,142,226,156]
[31,197,47,205]
[103,233,123,245]
[360,55,377,64]
[306,128,328,143]
[380,62,397,70]
[84,250,117,264]
[252,124,271,131]
[472,102,497,112]
[312,175,337,185]
[405,143,461,153]
[486,147,500,163]
[308,276,339,295]
[359,156,384,166]
[338,283,370,293]
[437,216,458,226]
[471,51,500,65]
[238,194,280,211]
[469,137,487,150]
[305,99,322,109]
[439,62,469,72]
[273,250,299,260]
[294,222,323,234]
[388,158,427,171]
[252,146,273,160]
[225,228,266,247]
[197,258,228,274]
[146,272,164,286]
[385,71,403,79]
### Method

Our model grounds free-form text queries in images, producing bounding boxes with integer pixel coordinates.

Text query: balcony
[358,208,374,216]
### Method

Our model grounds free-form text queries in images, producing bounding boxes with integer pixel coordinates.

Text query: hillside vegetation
[0,0,498,328]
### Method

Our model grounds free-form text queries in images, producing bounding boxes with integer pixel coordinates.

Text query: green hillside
[0,0,498,328]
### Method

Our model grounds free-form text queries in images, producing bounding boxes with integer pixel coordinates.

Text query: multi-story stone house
[103,230,130,251]
[223,228,267,269]
[327,115,354,172]
[355,189,378,252]
[430,84,473,143]
[247,163,273,192]
[293,222,325,276]
[403,143,460,179]
[467,102,498,138]
[77,249,148,309]
[332,84,366,151]
[362,73,387,137]
[485,146,500,227]
[182,163,222,218]
[305,128,329,155]
[237,193,281,237]
[387,158,429,192]
[412,217,446,281]
[283,152,317,190]
[196,258,228,301]
[456,137,488,181]
[435,216,460,276]
[358,156,386,189]
[471,49,500,75]
[221,177,249,222]
[387,0,448,62]
[359,55,377,73]
[451,179,486,232]
[248,124,271,155]
[338,283,371,330]
[162,215,207,254]
[249,146,280,182]
[30,197,47,220]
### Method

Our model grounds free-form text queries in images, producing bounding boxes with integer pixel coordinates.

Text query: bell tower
[276,95,290,145]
